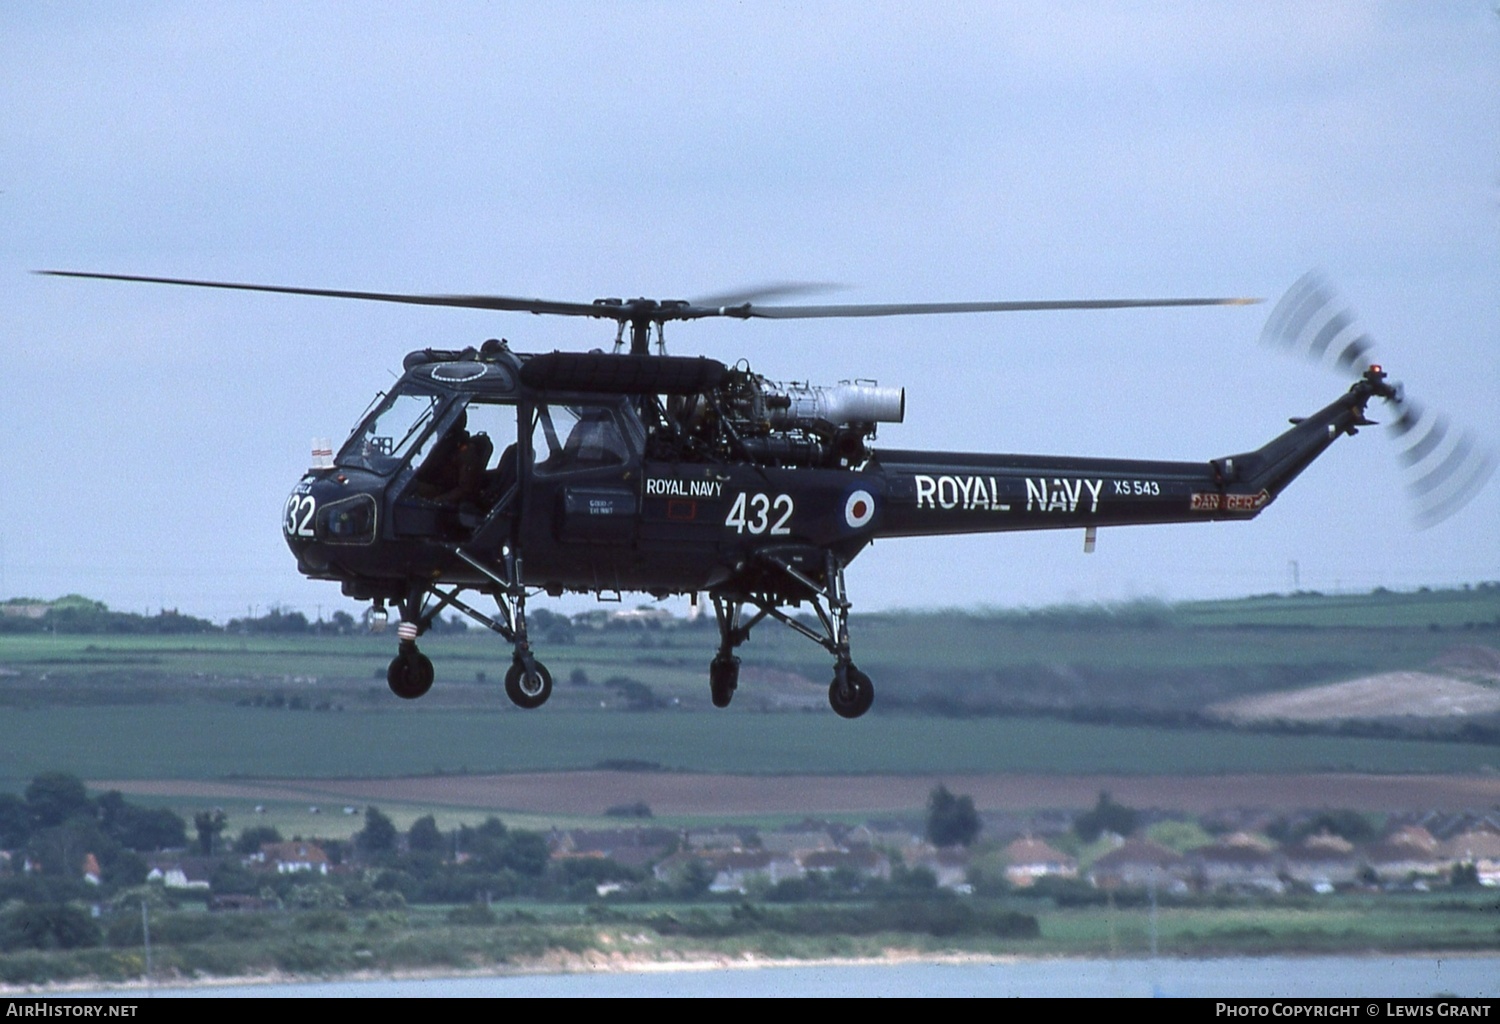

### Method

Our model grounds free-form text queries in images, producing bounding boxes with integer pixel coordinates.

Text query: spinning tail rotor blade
[1260,271,1496,528]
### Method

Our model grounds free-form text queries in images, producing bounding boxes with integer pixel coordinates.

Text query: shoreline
[10,948,1500,997]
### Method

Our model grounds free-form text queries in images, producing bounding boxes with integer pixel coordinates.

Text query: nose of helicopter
[282,473,379,572]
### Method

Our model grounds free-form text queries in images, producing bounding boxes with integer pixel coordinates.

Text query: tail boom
[867,369,1392,539]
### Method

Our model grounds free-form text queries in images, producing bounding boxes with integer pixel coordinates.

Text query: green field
[1,706,1497,791]
[2,584,1498,793]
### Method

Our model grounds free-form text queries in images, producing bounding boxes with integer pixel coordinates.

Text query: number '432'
[725,492,793,535]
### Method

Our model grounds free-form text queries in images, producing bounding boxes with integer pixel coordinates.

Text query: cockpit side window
[531,404,630,474]
[409,398,521,507]
[337,390,443,474]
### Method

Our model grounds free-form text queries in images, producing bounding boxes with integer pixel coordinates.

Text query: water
[62,956,1500,998]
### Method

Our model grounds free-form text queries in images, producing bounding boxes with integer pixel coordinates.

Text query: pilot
[415,411,492,506]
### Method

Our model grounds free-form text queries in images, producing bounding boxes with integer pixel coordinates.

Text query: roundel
[844,489,876,529]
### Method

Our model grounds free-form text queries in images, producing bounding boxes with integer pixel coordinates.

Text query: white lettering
[936,476,958,509]
[955,475,975,506]
[915,475,937,508]
[914,474,1012,512]
[1025,477,1105,515]
[1083,478,1103,513]
[1025,478,1046,510]
[647,478,722,499]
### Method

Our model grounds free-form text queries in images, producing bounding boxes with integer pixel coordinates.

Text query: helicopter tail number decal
[725,492,794,535]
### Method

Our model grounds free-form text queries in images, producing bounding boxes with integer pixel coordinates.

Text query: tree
[1073,791,1138,843]
[234,825,284,855]
[501,831,550,877]
[0,903,101,951]
[0,793,30,848]
[357,806,398,855]
[25,772,92,829]
[193,809,228,856]
[925,784,981,848]
[460,816,509,870]
[408,815,444,854]
[98,792,187,852]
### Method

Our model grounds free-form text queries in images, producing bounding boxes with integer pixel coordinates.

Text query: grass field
[3,706,1498,792]
[4,583,1497,686]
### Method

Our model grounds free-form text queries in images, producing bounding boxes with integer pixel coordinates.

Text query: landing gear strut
[708,597,754,708]
[377,544,554,710]
[709,551,874,719]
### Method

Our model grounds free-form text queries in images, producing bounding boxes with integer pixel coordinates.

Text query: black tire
[505,659,553,709]
[828,665,874,719]
[387,649,434,700]
[709,654,740,709]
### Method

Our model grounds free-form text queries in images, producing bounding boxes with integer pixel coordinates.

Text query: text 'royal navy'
[646,478,723,499]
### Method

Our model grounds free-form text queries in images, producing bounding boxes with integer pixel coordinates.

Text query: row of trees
[1,597,640,638]
[0,773,191,900]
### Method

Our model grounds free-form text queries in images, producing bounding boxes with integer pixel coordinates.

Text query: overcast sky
[2,2,1497,623]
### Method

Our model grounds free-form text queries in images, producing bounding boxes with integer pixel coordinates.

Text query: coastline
[10,948,1500,998]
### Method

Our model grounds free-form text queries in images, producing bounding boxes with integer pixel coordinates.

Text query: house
[800,846,891,882]
[1002,837,1078,888]
[652,850,802,893]
[252,841,330,875]
[548,827,678,870]
[905,846,972,890]
[1442,827,1500,886]
[1188,833,1283,893]
[684,826,757,851]
[842,822,921,851]
[1364,825,1443,884]
[761,827,839,857]
[145,855,214,890]
[1279,832,1360,891]
[1089,838,1187,892]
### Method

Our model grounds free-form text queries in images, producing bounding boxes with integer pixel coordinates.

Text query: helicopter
[41,269,1493,718]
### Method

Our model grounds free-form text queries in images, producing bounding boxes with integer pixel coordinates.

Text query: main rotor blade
[689,281,843,308]
[36,270,612,319]
[42,270,1259,323]
[724,296,1261,319]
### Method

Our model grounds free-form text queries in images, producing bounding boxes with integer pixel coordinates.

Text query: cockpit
[339,378,643,543]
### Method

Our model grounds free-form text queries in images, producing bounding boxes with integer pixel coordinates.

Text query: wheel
[387,648,434,700]
[505,658,553,710]
[709,654,740,709]
[828,664,874,719]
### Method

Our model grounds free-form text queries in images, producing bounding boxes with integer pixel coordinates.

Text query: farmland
[0,585,1497,797]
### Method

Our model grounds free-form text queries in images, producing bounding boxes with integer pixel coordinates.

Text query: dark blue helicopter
[42,270,1491,718]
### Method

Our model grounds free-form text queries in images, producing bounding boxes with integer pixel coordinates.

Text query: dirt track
[95,772,1500,816]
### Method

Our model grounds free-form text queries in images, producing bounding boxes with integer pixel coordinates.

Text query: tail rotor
[1261,271,1495,528]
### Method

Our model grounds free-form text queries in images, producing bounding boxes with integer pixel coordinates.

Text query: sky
[2,2,1497,624]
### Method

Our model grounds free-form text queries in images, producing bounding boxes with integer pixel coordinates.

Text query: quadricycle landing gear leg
[385,592,434,700]
[711,551,875,719]
[820,554,872,719]
[450,546,552,710]
[708,595,769,709]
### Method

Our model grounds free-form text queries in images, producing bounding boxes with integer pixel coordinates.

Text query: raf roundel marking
[845,489,875,529]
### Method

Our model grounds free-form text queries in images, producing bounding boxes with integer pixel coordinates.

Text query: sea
[57,956,1500,999]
